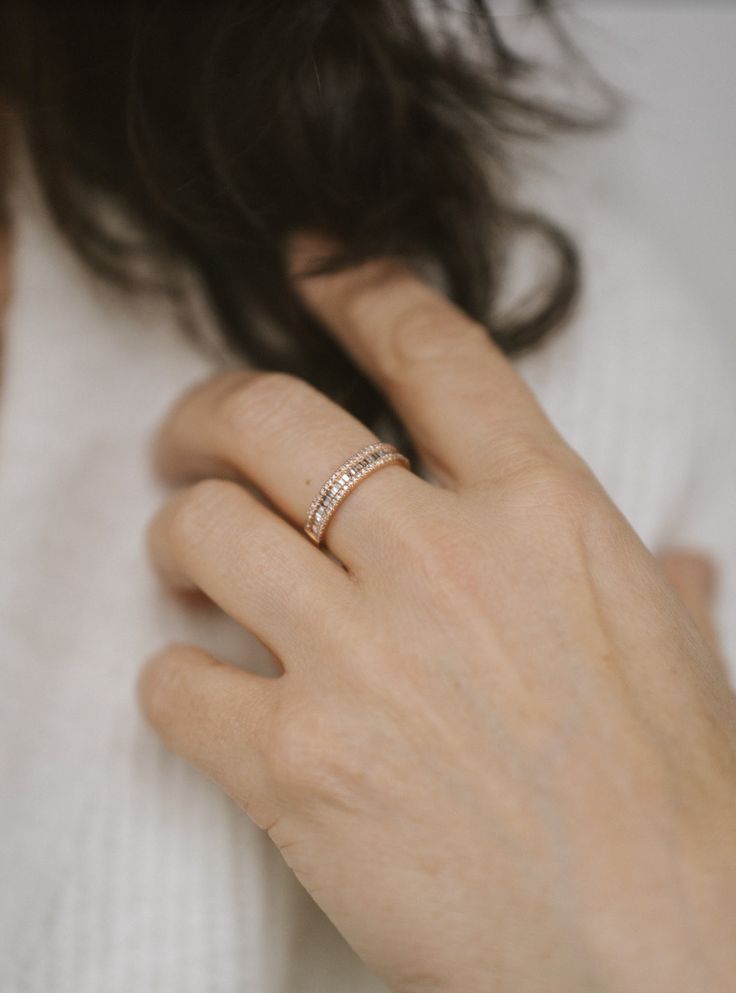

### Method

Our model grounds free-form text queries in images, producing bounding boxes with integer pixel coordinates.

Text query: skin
[0,115,729,989]
[138,236,736,993]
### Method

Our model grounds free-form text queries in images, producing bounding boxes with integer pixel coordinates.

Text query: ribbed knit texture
[1,150,734,990]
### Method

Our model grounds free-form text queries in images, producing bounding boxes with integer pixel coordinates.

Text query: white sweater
[1,140,735,992]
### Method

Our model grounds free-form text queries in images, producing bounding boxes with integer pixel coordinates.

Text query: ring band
[304,442,410,546]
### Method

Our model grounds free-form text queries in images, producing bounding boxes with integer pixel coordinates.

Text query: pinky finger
[138,644,279,828]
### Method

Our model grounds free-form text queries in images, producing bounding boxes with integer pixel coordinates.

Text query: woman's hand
[139,243,736,993]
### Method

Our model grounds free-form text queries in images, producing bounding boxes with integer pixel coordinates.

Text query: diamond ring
[304,442,410,546]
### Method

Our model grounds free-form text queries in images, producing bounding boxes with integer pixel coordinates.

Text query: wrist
[405,800,736,993]
[581,801,736,993]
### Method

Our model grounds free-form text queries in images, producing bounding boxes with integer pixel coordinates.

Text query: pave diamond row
[304,442,410,545]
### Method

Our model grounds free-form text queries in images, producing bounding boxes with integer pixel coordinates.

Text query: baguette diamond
[304,442,410,546]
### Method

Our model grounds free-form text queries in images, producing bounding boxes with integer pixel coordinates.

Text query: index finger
[290,237,562,487]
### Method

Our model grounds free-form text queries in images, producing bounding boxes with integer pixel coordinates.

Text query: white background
[568,1,736,329]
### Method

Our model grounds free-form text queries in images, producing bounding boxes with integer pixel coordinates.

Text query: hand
[139,242,736,993]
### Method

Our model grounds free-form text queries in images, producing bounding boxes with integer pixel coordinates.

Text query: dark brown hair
[0,1,602,451]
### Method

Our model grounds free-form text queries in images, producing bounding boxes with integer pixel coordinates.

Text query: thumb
[659,549,724,667]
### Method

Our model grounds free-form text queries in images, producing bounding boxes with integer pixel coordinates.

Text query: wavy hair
[0,0,605,451]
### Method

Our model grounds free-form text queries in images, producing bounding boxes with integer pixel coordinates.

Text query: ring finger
[148,477,355,665]
[154,368,437,568]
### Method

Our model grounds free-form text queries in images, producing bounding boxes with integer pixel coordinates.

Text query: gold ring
[304,442,410,546]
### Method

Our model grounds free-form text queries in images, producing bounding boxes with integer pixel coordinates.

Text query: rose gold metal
[304,442,410,546]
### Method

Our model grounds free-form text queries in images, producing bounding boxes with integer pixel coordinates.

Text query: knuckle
[500,446,601,529]
[413,531,483,606]
[478,430,561,481]
[382,504,482,599]
[168,478,239,550]
[138,645,191,731]
[267,713,318,793]
[218,371,314,439]
[391,512,449,572]
[266,702,370,805]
